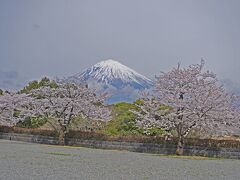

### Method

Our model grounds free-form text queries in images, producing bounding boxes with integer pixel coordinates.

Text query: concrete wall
[1,132,240,159]
[0,132,59,145]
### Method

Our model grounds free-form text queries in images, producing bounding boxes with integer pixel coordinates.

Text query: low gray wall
[0,132,59,145]
[66,138,176,155]
[1,132,240,159]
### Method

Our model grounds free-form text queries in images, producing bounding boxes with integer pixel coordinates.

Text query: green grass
[46,152,74,156]
[156,154,222,160]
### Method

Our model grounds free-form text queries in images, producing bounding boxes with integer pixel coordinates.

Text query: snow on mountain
[63,59,154,104]
[66,59,153,89]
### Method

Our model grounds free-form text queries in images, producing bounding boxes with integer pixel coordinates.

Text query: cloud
[221,79,240,95]
[0,71,25,90]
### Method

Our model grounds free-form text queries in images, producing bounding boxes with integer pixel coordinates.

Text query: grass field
[0,139,240,180]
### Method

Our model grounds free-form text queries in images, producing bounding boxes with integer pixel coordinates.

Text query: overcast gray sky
[0,0,240,85]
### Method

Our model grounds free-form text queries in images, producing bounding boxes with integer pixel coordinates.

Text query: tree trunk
[58,125,67,145]
[176,136,184,156]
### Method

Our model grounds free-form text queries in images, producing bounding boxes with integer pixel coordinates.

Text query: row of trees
[0,60,239,154]
[0,83,112,144]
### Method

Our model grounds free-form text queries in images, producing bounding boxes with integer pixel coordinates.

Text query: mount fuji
[63,59,154,104]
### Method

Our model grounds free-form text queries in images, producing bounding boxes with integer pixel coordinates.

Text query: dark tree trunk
[58,125,67,145]
[176,136,184,156]
[175,92,186,155]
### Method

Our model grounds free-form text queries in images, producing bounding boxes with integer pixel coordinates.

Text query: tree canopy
[132,60,240,154]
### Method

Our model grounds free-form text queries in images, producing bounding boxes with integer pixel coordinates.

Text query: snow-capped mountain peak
[71,59,153,89]
[82,59,152,84]
[63,59,153,104]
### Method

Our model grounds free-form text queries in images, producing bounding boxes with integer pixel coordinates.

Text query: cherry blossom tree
[133,60,240,155]
[0,93,34,126]
[28,83,112,144]
[0,83,112,144]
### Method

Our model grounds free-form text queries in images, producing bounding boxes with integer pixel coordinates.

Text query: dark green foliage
[158,105,172,111]
[20,77,58,94]
[103,102,141,136]
[93,101,103,107]
[103,102,167,136]
[13,110,21,118]
[16,117,48,129]
[0,89,3,95]
[134,99,144,106]
[68,116,106,132]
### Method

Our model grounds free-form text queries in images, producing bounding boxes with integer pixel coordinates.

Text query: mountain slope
[67,59,153,89]
[63,59,154,104]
